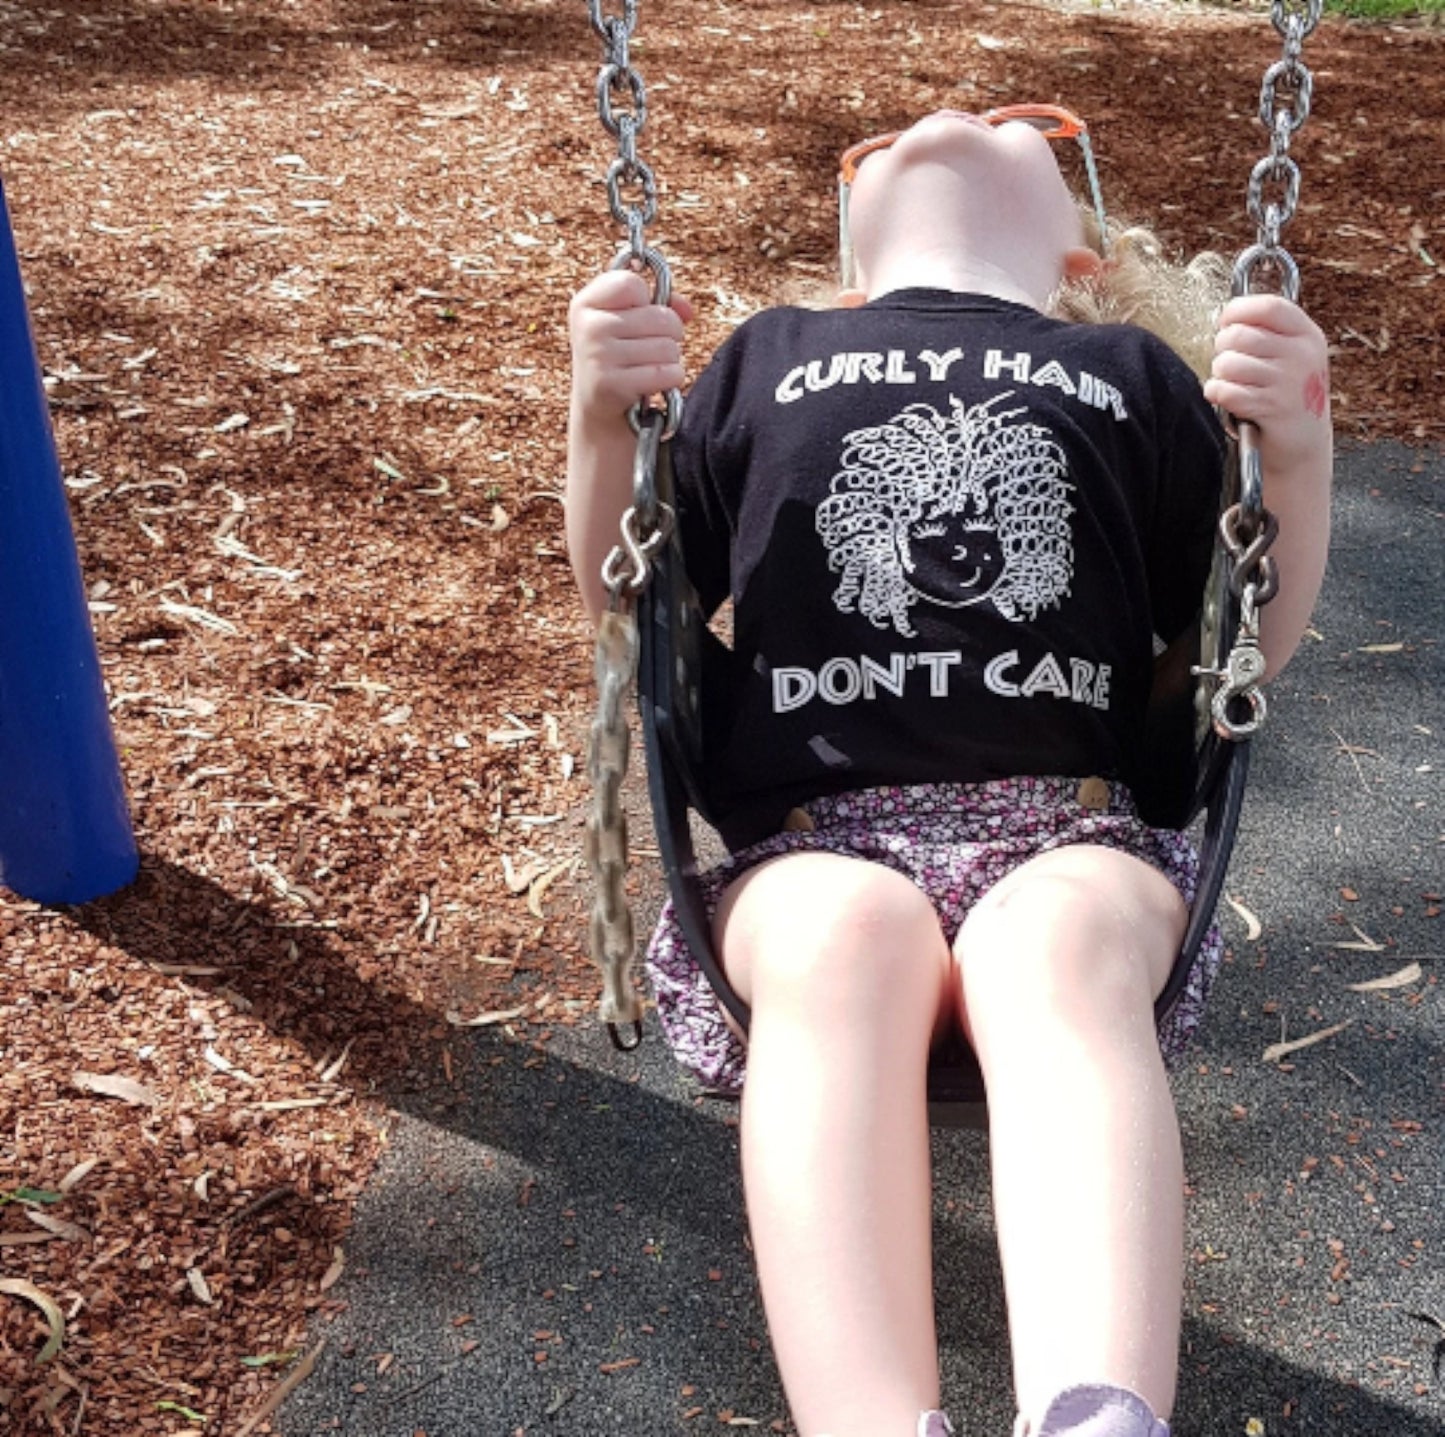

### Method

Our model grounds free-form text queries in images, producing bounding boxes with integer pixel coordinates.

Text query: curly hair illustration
[815,394,1074,637]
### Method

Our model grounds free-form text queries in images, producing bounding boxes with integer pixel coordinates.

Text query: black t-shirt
[670,289,1224,837]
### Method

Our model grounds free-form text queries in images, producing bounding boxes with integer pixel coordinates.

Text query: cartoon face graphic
[817,394,1074,637]
[899,508,1006,608]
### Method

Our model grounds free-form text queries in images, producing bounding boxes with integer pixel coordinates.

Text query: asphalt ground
[281,440,1442,1437]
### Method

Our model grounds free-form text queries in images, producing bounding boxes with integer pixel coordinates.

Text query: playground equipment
[0,177,139,904]
[580,0,1321,1124]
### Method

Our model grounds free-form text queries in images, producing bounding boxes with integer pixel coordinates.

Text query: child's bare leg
[716,853,956,1437]
[954,845,1186,1426]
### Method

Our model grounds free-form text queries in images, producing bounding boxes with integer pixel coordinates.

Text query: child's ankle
[1014,1383,1170,1437]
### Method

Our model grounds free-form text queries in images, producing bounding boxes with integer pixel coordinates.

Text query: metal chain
[1200,0,1322,741]
[582,0,682,1048]
[583,606,641,1038]
[1233,0,1322,304]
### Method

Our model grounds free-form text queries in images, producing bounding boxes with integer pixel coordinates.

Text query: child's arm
[566,269,692,624]
[1203,293,1333,678]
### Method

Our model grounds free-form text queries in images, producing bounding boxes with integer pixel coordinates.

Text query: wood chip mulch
[1,0,1440,1431]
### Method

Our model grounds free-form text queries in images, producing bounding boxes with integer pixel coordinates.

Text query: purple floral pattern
[645,777,1223,1093]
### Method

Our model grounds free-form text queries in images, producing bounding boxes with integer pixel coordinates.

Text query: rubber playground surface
[0,1,1440,1433]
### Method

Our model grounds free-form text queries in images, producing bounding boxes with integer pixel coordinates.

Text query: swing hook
[1195,586,1270,740]
[1207,650,1269,740]
[607,1019,645,1052]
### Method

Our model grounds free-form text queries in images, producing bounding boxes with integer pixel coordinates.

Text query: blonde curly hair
[1047,206,1232,383]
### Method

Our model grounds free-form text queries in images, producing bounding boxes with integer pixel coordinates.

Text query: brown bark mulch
[0,0,1440,1431]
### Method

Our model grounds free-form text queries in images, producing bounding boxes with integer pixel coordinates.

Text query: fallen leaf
[155,1400,208,1423]
[233,1341,325,1437]
[1225,894,1263,941]
[1346,962,1423,992]
[1330,924,1386,952]
[527,859,576,919]
[501,854,541,893]
[203,1047,259,1084]
[57,1159,99,1194]
[448,1004,529,1028]
[72,1071,161,1107]
[1263,1019,1354,1064]
[318,1247,345,1293]
[1,1187,63,1206]
[240,1351,300,1369]
[319,1038,355,1084]
[488,720,537,745]
[158,598,240,637]
[0,1278,66,1362]
[24,1209,90,1244]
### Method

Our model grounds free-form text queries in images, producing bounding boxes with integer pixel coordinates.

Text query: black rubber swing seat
[633,436,1254,1131]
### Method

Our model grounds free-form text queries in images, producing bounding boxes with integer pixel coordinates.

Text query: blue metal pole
[0,176,138,903]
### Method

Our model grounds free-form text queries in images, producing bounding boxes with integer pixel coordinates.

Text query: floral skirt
[645,776,1223,1093]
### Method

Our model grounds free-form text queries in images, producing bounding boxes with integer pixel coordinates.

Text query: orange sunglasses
[837,104,1109,287]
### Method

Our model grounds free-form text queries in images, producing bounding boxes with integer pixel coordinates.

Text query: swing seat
[635,440,1253,1130]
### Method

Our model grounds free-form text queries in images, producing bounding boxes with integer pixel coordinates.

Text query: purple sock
[1020,1383,1171,1437]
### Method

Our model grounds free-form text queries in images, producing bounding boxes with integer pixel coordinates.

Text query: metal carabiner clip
[1196,639,1270,740]
[1210,665,1269,740]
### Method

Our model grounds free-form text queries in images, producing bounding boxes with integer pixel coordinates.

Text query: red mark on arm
[1303,370,1329,419]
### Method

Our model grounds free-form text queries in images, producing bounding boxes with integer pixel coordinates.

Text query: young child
[566,109,1331,1437]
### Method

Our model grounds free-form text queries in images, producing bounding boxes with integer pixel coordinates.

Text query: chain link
[1232,0,1321,303]
[1202,0,1321,741]
[581,0,682,1048]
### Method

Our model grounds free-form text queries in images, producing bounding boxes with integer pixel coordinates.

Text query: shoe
[1015,1383,1170,1437]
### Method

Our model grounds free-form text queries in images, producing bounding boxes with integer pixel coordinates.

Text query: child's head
[833,106,1230,381]
[839,109,1103,308]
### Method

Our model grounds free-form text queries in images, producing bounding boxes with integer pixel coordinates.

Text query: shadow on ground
[269,1008,1443,1434]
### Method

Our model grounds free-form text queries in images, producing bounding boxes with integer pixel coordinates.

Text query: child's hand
[1204,294,1331,475]
[569,269,693,423]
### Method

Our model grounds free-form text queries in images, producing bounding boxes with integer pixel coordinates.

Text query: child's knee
[957,846,1185,1015]
[719,855,947,1016]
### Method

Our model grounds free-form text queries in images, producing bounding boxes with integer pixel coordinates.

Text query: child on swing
[566,108,1331,1437]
